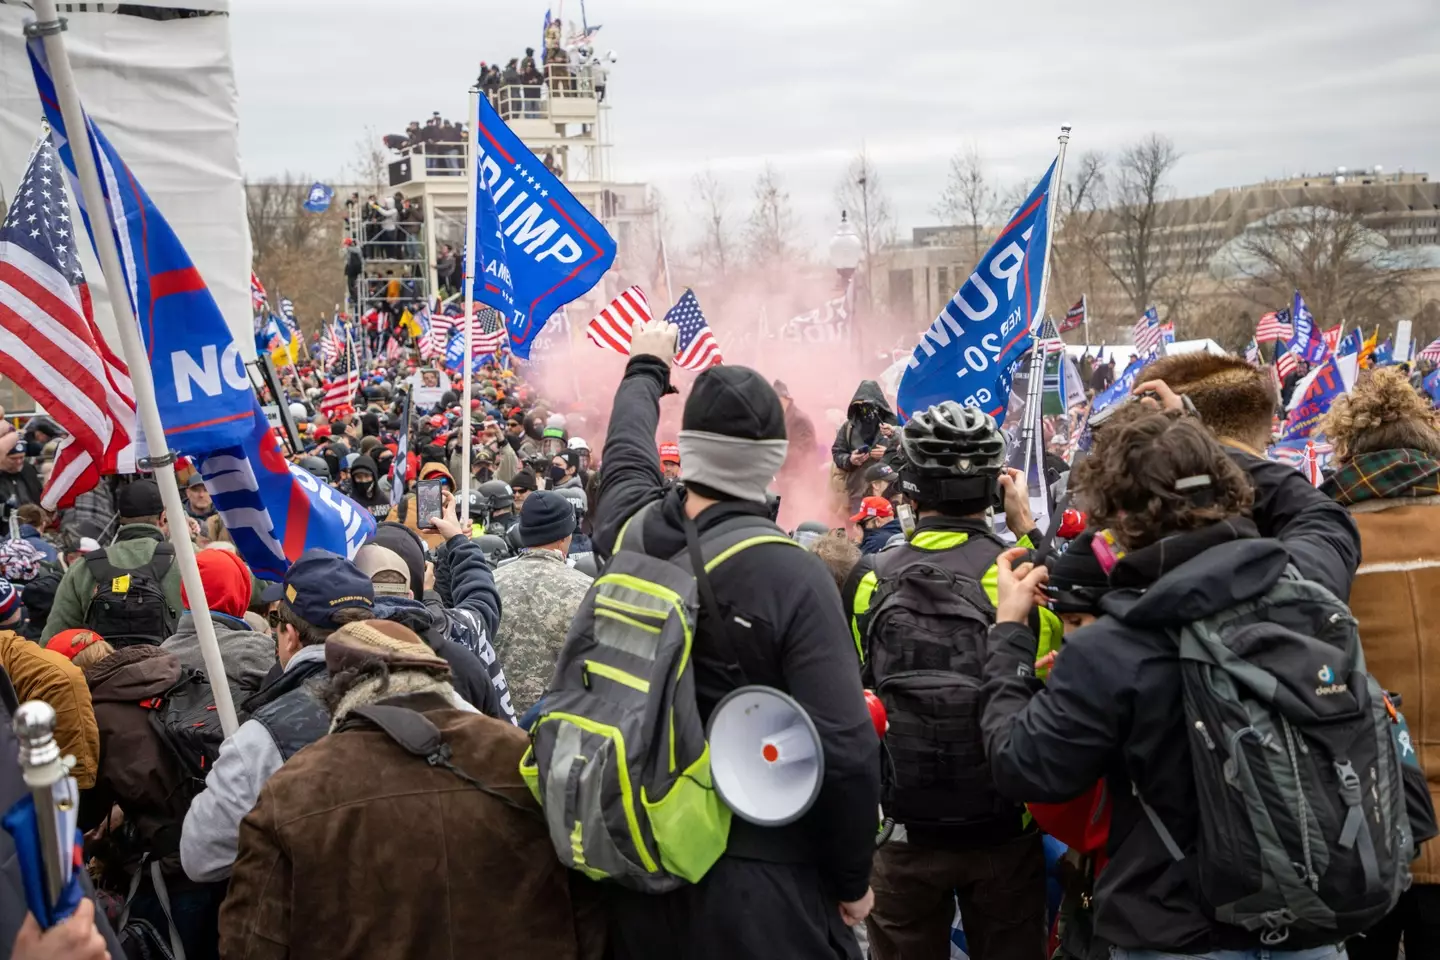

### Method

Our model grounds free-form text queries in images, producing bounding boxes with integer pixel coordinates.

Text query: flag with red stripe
[1255,309,1293,343]
[586,285,652,354]
[668,289,723,371]
[0,136,136,509]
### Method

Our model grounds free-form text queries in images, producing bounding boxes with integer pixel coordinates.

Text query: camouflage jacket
[490,548,592,713]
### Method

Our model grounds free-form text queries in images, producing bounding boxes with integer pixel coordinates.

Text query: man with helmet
[855,400,1062,960]
[477,479,519,537]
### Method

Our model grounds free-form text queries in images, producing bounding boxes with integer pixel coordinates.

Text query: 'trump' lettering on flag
[302,182,334,213]
[471,95,616,358]
[1338,328,1364,357]
[29,38,256,457]
[1280,355,1345,442]
[897,158,1057,424]
[199,404,376,581]
[1286,291,1329,364]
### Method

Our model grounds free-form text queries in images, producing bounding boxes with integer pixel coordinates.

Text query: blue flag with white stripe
[199,403,375,581]
[29,38,254,456]
[897,158,1057,425]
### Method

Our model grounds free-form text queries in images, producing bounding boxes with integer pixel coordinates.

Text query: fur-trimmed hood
[1142,352,1276,445]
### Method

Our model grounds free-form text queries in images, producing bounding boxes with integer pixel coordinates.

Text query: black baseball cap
[864,463,896,484]
[281,549,374,628]
[117,479,164,519]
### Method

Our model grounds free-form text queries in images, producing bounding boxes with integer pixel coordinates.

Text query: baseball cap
[658,442,680,464]
[281,549,374,628]
[117,479,164,519]
[864,462,896,485]
[355,544,412,597]
[187,473,207,489]
[850,496,895,524]
[46,628,103,661]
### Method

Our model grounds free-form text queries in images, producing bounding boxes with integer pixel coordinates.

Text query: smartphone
[415,479,444,530]
[856,444,871,455]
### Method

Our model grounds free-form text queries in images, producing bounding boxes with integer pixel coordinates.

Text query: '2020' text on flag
[471,95,616,359]
[29,38,256,457]
[897,158,1057,425]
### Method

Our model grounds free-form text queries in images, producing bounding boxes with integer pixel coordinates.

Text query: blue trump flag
[1373,338,1395,366]
[1338,328,1363,357]
[471,95,616,359]
[29,39,255,456]
[303,182,334,213]
[897,159,1056,425]
[1281,356,1346,442]
[1424,367,1440,406]
[1286,291,1329,364]
[198,404,376,581]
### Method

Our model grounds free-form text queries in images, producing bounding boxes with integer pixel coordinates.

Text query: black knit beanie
[682,366,786,440]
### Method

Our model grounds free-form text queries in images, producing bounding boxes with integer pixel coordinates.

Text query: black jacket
[0,462,42,508]
[372,595,508,722]
[979,453,1360,953]
[829,380,897,471]
[594,356,881,904]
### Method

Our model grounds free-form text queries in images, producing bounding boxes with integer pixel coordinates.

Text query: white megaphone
[708,685,823,826]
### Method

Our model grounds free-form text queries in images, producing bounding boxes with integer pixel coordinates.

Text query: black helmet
[901,402,1005,477]
[471,534,513,565]
[794,520,830,550]
[299,456,331,481]
[478,479,514,513]
[570,552,598,577]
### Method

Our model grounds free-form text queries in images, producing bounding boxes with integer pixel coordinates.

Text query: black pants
[606,856,862,960]
[868,832,1047,960]
[1347,883,1440,960]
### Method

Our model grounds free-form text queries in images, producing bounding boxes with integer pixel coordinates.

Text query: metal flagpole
[660,234,675,307]
[459,88,482,529]
[1019,124,1072,498]
[26,3,239,736]
[1082,293,1090,350]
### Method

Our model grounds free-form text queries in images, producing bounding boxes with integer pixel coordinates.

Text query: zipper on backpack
[583,660,651,694]
[1194,721,1216,751]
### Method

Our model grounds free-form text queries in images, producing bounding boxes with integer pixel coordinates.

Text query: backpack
[519,501,798,892]
[1137,569,1411,945]
[863,537,1021,829]
[84,544,177,648]
[146,668,227,800]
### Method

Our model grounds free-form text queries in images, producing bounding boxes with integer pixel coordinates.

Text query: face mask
[476,467,493,483]
[549,465,568,484]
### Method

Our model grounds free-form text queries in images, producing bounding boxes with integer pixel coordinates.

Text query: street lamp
[828,210,863,285]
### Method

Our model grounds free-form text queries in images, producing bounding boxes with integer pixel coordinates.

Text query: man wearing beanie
[44,478,184,643]
[181,550,375,883]
[1132,360,1359,599]
[219,619,604,960]
[491,491,593,715]
[592,320,880,960]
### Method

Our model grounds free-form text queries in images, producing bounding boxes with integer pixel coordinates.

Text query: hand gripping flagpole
[459,87,482,529]
[1019,124,1072,504]
[27,2,239,736]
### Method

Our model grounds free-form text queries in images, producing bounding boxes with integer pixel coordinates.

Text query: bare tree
[1220,201,1419,327]
[347,127,389,195]
[1090,134,1183,316]
[934,146,996,263]
[690,170,736,282]
[246,175,345,336]
[835,149,895,308]
[745,164,800,267]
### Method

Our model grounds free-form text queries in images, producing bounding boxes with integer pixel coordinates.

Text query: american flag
[668,289,722,371]
[1132,307,1164,355]
[1419,336,1440,364]
[425,309,454,360]
[320,318,346,368]
[320,346,360,418]
[1255,309,1293,343]
[587,284,652,353]
[250,272,267,312]
[0,136,135,510]
[473,307,509,356]
[1244,338,1261,365]
[1276,348,1300,380]
[383,334,402,361]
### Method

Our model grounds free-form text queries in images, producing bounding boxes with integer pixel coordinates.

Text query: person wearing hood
[345,454,392,521]
[160,549,276,701]
[365,506,515,723]
[81,637,228,957]
[831,380,899,517]
[547,449,584,491]
[978,394,1364,958]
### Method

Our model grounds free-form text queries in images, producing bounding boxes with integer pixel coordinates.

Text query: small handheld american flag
[1132,307,1164,356]
[667,290,722,370]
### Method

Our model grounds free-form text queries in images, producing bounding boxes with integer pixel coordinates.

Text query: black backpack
[863,537,1018,829]
[84,544,177,648]
[146,668,227,799]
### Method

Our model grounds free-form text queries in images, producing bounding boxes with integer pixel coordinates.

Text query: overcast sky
[231,0,1440,252]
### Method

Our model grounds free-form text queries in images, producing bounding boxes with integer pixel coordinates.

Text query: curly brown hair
[1321,368,1440,464]
[1073,406,1253,550]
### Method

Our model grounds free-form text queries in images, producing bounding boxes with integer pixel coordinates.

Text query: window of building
[936,266,950,302]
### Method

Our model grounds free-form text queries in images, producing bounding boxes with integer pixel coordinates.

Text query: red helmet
[863,690,888,739]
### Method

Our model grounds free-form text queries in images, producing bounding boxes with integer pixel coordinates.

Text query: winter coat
[84,646,189,867]
[0,668,125,958]
[162,611,276,702]
[860,518,903,555]
[830,380,898,509]
[344,454,393,520]
[42,524,184,642]
[372,595,508,721]
[491,548,592,712]
[0,630,99,789]
[780,403,818,480]
[979,453,1358,953]
[0,462,42,507]
[218,691,605,960]
[592,355,881,935]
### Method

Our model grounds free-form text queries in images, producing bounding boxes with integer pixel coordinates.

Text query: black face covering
[476,467,494,484]
[549,464,568,485]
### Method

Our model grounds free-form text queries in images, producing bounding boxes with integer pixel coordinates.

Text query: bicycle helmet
[899,402,1005,509]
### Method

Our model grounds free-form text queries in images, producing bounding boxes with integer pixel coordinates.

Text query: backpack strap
[118,858,186,960]
[84,541,174,589]
[1132,781,1185,862]
[614,500,659,555]
[338,704,539,817]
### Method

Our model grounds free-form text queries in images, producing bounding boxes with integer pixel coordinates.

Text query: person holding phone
[830,380,899,520]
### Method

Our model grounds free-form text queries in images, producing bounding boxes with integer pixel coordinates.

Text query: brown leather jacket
[0,631,98,789]
[219,693,604,960]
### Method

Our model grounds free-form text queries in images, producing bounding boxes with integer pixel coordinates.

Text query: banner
[777,295,850,344]
[472,95,616,358]
[199,405,376,581]
[1090,354,1151,418]
[1286,291,1329,364]
[897,158,1057,424]
[1281,356,1345,441]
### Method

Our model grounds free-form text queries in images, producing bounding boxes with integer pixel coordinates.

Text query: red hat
[659,442,680,464]
[863,689,888,738]
[180,548,254,620]
[343,237,356,246]
[850,496,894,524]
[429,414,446,429]
[1057,509,1088,540]
[471,398,482,409]
[46,629,104,661]
[313,424,332,440]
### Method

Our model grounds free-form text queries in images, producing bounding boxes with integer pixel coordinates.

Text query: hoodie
[860,518,903,555]
[346,454,392,519]
[371,596,505,721]
[831,380,899,507]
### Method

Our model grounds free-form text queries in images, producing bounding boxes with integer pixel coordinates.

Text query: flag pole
[26,3,238,736]
[1082,293,1090,350]
[1019,124,1071,493]
[459,87,482,529]
[661,235,675,307]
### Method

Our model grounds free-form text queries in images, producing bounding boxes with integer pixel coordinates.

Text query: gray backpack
[1137,569,1411,946]
[519,502,797,892]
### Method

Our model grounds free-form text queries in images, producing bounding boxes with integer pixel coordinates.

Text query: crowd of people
[2,313,1438,960]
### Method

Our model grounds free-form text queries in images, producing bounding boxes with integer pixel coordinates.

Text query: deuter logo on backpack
[1315,663,1348,697]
